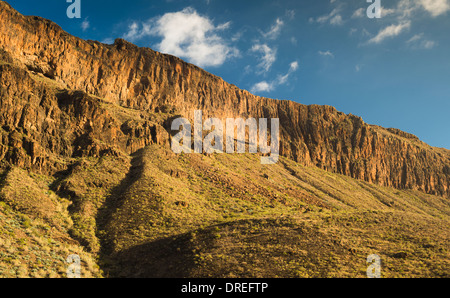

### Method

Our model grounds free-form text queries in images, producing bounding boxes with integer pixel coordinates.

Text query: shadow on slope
[104,217,357,278]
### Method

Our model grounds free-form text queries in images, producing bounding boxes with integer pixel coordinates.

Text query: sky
[8,0,450,149]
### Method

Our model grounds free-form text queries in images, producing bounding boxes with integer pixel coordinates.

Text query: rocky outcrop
[0,56,169,173]
[0,1,449,196]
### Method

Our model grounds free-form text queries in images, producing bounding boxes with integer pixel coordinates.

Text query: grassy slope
[63,144,449,278]
[0,136,450,277]
[0,54,449,278]
[0,166,101,277]
[109,146,450,278]
[1,135,449,278]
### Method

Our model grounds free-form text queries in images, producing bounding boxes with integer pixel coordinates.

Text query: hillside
[0,1,449,278]
[1,144,449,277]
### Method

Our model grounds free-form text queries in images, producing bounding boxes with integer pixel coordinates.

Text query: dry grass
[93,145,450,278]
[1,140,449,278]
[0,166,101,278]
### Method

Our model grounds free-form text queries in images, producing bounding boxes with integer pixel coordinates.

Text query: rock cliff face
[0,1,449,197]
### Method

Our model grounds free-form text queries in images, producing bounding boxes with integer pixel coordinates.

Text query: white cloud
[101,38,115,44]
[277,61,299,85]
[277,73,290,85]
[318,50,335,58]
[329,14,343,25]
[289,61,299,72]
[123,22,139,41]
[285,9,296,20]
[251,60,299,94]
[81,18,90,31]
[367,21,411,44]
[314,8,344,26]
[395,0,450,18]
[155,8,239,67]
[381,7,397,17]
[422,40,437,48]
[353,5,396,19]
[352,8,365,18]
[122,8,238,68]
[419,0,450,16]
[396,0,418,19]
[251,44,277,73]
[330,1,447,47]
[407,33,437,49]
[251,81,274,93]
[361,0,447,45]
[316,8,337,23]
[407,33,424,43]
[263,18,284,40]
[123,21,153,42]
[216,21,231,30]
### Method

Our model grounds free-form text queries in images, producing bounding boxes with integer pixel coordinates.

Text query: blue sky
[8,0,450,149]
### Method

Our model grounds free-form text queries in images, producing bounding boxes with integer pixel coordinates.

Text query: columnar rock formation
[0,1,449,196]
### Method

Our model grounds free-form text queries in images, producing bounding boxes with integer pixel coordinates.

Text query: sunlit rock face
[0,1,449,197]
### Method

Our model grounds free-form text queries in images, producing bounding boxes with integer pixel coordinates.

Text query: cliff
[0,1,449,197]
